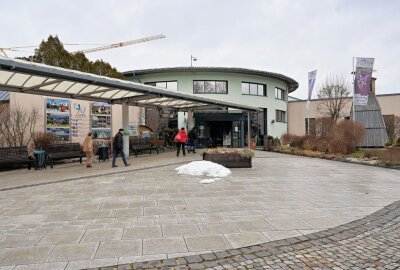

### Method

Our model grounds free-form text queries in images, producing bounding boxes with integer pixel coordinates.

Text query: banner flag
[307,70,317,110]
[354,58,374,106]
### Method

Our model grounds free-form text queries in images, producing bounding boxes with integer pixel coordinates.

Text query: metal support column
[122,103,130,157]
[247,111,251,149]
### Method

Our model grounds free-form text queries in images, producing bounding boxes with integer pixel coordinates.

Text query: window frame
[241,82,267,97]
[275,110,287,123]
[305,117,316,135]
[193,80,228,94]
[275,87,286,101]
[145,80,178,91]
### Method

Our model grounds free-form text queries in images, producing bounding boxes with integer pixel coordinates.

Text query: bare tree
[0,105,40,148]
[317,76,351,122]
[145,107,170,137]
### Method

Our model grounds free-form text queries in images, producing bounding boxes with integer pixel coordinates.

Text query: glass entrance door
[232,121,241,147]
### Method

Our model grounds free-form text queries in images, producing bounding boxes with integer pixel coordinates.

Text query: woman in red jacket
[175,127,188,156]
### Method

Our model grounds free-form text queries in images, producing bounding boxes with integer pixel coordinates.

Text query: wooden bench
[0,146,34,170]
[129,138,159,157]
[45,143,85,168]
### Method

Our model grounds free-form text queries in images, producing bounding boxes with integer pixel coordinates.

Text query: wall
[128,71,292,138]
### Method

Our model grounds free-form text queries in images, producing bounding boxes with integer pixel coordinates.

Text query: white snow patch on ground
[175,161,231,178]
[199,178,221,184]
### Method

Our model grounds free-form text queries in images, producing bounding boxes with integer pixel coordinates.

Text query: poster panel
[91,102,112,153]
[45,98,71,142]
[71,101,90,143]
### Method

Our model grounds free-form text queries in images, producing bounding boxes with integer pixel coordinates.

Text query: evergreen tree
[18,35,125,79]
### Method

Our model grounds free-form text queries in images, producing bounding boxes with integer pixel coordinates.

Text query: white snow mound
[199,178,221,184]
[175,161,231,178]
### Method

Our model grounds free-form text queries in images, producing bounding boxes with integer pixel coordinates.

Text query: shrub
[385,141,393,147]
[375,148,400,166]
[281,133,307,149]
[272,137,281,146]
[205,148,255,158]
[281,133,293,145]
[329,121,365,154]
[33,132,58,150]
[362,151,373,159]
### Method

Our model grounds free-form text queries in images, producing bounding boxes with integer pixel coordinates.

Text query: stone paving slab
[45,243,98,263]
[94,240,141,258]
[142,237,188,255]
[184,235,232,252]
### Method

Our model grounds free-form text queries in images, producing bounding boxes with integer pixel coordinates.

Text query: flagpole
[352,57,356,150]
[352,57,356,123]
[307,108,310,135]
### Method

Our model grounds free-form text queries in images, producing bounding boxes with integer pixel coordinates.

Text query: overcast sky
[2,0,399,98]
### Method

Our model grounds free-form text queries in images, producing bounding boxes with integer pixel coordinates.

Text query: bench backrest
[45,143,81,153]
[129,138,153,146]
[0,146,29,158]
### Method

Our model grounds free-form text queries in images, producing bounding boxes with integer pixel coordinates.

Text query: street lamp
[190,54,197,67]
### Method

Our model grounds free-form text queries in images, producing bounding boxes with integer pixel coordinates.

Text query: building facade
[124,67,298,147]
[288,93,400,141]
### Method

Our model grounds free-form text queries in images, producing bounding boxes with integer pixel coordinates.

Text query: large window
[145,81,178,91]
[275,87,286,100]
[305,118,316,135]
[193,80,227,94]
[275,110,286,122]
[241,82,266,96]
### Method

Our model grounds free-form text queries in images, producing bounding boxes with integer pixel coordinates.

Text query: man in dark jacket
[112,128,130,167]
[188,127,198,153]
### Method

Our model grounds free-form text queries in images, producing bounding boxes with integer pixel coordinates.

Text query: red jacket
[177,130,188,143]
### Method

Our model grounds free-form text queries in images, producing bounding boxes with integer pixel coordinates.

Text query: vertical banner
[306,70,317,110]
[354,57,374,105]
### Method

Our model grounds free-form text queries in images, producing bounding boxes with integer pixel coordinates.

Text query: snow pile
[175,160,231,178]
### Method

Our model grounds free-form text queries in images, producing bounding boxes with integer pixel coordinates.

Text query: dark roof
[124,67,299,93]
[0,90,10,101]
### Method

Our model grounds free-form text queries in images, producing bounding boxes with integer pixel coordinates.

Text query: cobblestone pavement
[89,200,400,269]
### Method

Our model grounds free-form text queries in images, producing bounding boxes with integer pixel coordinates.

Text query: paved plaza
[0,151,399,269]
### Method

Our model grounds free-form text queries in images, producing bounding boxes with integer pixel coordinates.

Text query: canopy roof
[0,57,258,112]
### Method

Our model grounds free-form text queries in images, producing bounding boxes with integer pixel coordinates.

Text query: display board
[91,102,112,152]
[45,98,71,142]
[71,100,90,143]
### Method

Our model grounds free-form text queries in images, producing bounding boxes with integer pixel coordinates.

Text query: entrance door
[232,121,241,147]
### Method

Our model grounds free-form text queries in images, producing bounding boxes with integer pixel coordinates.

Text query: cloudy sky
[1,0,399,98]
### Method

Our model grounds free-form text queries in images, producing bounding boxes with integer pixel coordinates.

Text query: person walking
[175,127,188,157]
[188,127,198,153]
[112,128,130,167]
[82,131,94,168]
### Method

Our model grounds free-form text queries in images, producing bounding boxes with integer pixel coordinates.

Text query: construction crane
[0,45,38,57]
[0,34,166,57]
[73,34,165,54]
